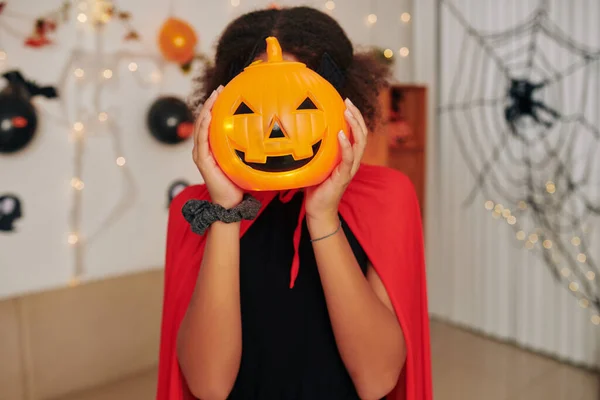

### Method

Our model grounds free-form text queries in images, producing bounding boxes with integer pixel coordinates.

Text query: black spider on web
[438,0,600,314]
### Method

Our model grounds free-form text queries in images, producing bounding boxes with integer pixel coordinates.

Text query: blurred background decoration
[1,0,599,400]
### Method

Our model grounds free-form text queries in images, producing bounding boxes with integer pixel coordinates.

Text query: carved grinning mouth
[235,140,322,172]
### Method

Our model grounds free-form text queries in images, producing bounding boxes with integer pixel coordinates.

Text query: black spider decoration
[505,79,560,134]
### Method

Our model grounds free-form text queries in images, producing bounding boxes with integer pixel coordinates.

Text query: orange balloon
[210,37,348,191]
[158,18,197,64]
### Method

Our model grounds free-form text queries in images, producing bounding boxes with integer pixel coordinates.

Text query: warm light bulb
[561,268,571,277]
[325,1,335,10]
[569,282,579,292]
[591,315,600,325]
[367,14,377,24]
[528,233,538,243]
[383,49,394,59]
[128,62,138,72]
[586,271,595,281]
[103,69,113,79]
[516,230,526,240]
[73,122,84,132]
[231,0,240,6]
[579,298,589,308]
[77,13,88,23]
[116,157,126,166]
[577,253,587,263]
[542,240,552,249]
[0,51,6,61]
[507,216,516,225]
[71,177,85,191]
[571,236,581,246]
[400,12,411,22]
[546,181,556,194]
[74,68,85,78]
[399,47,410,57]
[494,204,504,213]
[484,200,494,210]
[492,211,501,219]
[524,241,534,249]
[518,200,527,210]
[68,234,79,245]
[150,70,162,83]
[502,209,511,218]
[98,112,108,122]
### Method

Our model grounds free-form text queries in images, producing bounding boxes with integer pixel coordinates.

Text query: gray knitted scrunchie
[181,194,262,235]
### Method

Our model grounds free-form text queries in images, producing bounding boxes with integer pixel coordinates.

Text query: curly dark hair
[189,6,389,130]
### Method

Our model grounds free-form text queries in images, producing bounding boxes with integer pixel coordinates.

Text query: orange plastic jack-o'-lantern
[210,37,348,191]
[158,18,197,65]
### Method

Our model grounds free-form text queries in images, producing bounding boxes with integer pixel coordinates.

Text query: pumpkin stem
[266,36,283,63]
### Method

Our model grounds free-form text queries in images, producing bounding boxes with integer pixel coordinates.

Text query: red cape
[156,164,432,400]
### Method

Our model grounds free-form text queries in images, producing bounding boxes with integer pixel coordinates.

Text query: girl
[157,6,431,400]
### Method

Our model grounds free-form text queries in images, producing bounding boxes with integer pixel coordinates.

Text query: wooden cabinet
[363,84,427,222]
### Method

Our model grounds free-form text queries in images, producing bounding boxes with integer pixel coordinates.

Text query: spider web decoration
[439,0,600,315]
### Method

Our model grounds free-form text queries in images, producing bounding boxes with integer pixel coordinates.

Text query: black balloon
[0,70,58,154]
[0,194,23,232]
[0,94,37,153]
[147,96,194,145]
[167,180,189,207]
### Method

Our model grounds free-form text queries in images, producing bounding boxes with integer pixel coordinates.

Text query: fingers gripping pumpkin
[210,36,349,191]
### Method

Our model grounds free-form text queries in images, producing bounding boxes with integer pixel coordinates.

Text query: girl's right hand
[192,85,243,209]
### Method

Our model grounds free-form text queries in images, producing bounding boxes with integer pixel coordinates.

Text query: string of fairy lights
[66,0,167,285]
[484,195,600,326]
[228,0,412,61]
[0,0,166,286]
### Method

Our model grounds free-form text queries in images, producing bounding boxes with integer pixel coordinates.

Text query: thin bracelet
[310,220,342,243]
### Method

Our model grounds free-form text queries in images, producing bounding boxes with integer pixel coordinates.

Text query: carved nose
[269,121,286,139]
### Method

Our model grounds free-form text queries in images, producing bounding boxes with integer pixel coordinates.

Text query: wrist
[306,213,340,239]
[212,196,243,209]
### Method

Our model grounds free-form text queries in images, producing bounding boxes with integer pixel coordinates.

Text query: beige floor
[58,320,599,400]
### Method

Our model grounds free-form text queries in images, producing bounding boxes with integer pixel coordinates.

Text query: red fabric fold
[156,164,432,400]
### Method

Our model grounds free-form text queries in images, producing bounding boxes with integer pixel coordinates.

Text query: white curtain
[421,0,600,368]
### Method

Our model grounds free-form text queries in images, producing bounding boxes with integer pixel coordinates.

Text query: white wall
[0,0,412,299]
[416,0,600,367]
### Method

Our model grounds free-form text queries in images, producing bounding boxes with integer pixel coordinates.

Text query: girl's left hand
[305,98,368,225]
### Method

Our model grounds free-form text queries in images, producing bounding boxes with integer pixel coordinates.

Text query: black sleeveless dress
[228,191,369,400]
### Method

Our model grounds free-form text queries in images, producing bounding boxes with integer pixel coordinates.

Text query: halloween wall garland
[0,0,203,284]
[439,0,600,321]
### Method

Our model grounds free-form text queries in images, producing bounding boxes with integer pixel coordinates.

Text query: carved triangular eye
[297,97,318,110]
[234,102,254,115]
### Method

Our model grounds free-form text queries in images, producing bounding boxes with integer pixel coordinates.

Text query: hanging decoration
[439,0,600,319]
[88,1,140,40]
[0,194,22,232]
[0,0,138,49]
[157,17,197,67]
[167,180,189,207]
[147,96,194,145]
[24,1,70,48]
[0,70,58,153]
